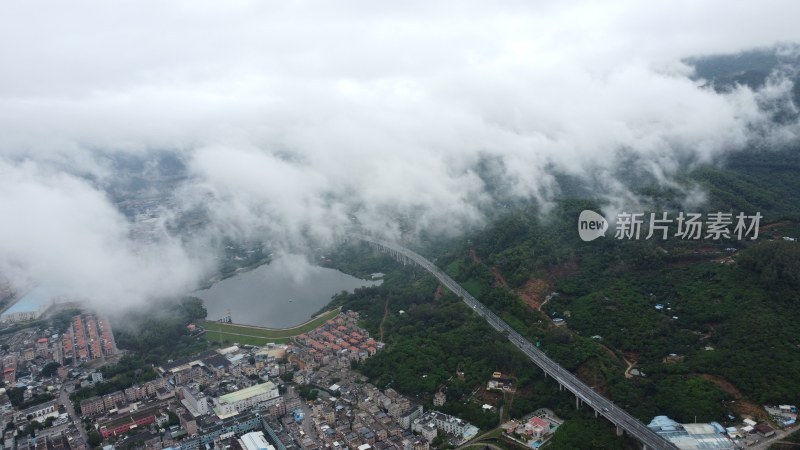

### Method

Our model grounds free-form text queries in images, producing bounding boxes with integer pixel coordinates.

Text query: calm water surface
[195,254,380,328]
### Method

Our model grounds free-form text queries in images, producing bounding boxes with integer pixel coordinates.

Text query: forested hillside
[326,142,800,448]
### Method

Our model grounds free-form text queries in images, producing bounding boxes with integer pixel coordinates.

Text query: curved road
[352,234,678,450]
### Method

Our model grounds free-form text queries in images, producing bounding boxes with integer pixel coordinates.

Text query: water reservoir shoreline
[194,254,380,328]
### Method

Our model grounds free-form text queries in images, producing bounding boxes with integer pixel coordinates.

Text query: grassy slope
[198,308,341,345]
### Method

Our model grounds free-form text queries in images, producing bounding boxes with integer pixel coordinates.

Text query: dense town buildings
[3,306,768,450]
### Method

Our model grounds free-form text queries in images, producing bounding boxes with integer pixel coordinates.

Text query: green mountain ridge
[326,140,800,448]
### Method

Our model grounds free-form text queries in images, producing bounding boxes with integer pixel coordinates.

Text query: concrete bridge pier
[575,396,581,409]
[595,409,598,418]
[380,247,411,266]
[616,425,624,436]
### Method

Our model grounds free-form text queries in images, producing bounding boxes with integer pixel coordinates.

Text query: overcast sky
[1,0,799,309]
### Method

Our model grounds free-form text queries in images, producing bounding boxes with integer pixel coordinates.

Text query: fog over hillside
[1,1,800,309]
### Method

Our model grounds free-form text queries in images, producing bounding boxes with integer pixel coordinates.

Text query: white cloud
[1,0,799,307]
[0,160,206,309]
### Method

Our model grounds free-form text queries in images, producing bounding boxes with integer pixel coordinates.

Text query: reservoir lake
[195,254,381,328]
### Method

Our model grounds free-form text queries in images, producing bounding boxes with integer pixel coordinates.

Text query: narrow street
[59,388,89,443]
[288,386,318,441]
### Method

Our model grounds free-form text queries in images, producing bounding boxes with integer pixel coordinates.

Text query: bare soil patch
[491,267,508,288]
[517,278,549,310]
[698,374,768,421]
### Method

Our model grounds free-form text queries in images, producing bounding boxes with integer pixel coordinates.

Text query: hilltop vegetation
[738,240,800,288]
[422,145,800,418]
[326,48,800,445]
[327,141,800,447]
[113,296,210,363]
[326,250,639,448]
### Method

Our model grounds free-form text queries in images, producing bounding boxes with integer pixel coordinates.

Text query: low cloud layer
[1,1,800,309]
[0,160,205,304]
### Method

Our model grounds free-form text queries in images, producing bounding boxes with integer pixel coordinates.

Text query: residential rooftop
[217,382,277,405]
